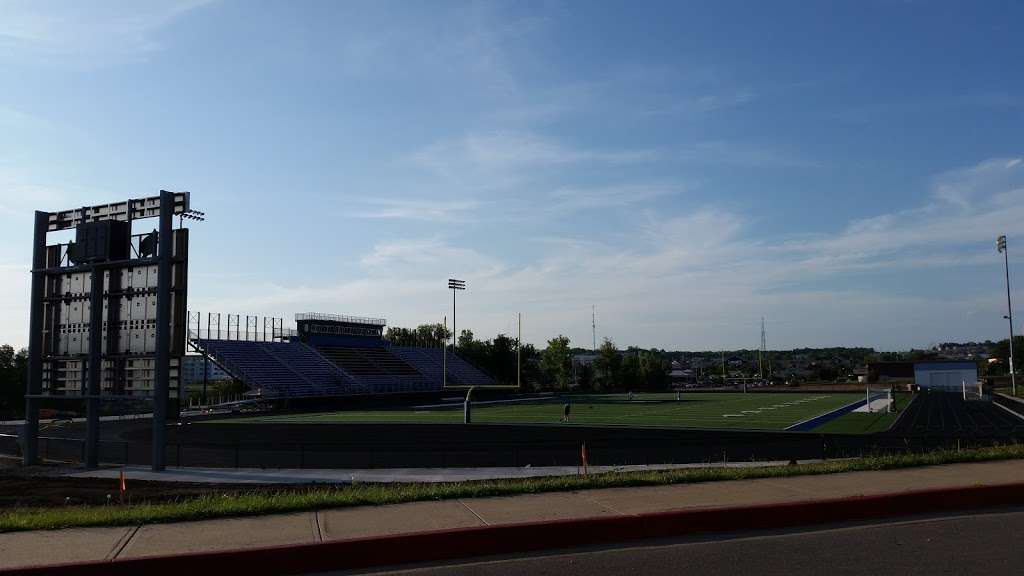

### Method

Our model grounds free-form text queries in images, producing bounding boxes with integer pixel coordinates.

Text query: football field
[221,392,863,431]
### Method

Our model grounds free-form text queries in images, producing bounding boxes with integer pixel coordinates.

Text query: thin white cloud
[0,0,214,65]
[358,237,504,278]
[644,91,756,116]
[409,131,660,183]
[676,141,816,168]
[796,157,1024,268]
[348,198,481,222]
[547,184,684,214]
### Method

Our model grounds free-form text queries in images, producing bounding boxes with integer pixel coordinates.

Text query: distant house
[181,354,233,386]
[571,353,600,368]
[669,360,692,381]
[866,361,915,383]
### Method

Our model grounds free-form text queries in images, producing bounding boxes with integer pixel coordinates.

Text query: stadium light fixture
[998,235,1015,396]
[448,279,466,349]
[178,209,205,229]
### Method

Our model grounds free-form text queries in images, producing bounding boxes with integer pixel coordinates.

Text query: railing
[188,328,297,342]
[188,311,296,342]
[295,312,386,326]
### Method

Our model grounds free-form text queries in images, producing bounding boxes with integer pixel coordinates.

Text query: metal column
[152,191,173,471]
[22,211,48,465]
[85,267,103,468]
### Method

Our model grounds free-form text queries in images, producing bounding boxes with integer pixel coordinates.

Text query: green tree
[516,342,542,390]
[576,363,595,390]
[385,323,451,347]
[540,335,572,389]
[0,345,28,418]
[620,350,642,389]
[458,329,476,350]
[989,337,1024,375]
[594,338,621,389]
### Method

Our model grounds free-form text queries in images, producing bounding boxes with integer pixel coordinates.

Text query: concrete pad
[119,512,317,558]
[900,460,1024,486]
[758,466,1013,499]
[0,525,134,569]
[319,500,484,540]
[583,478,811,515]
[749,470,929,498]
[461,491,620,525]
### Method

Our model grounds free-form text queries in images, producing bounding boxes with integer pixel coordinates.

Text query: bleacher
[191,317,494,397]
[390,346,495,387]
[315,346,436,393]
[194,339,366,398]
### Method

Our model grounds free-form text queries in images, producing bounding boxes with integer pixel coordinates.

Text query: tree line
[0,345,27,419]
[383,325,670,391]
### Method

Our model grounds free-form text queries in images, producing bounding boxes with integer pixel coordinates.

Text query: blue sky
[1,0,1023,351]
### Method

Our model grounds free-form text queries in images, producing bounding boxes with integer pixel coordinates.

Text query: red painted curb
[6,482,1024,576]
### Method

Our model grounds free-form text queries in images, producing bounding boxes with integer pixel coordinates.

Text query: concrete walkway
[65,459,829,484]
[1,458,1022,571]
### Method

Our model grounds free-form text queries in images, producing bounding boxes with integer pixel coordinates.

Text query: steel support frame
[22,212,48,465]
[84,266,103,468]
[152,190,173,471]
[24,192,185,471]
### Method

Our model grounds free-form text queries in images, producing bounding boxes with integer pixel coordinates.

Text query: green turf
[811,393,915,434]
[216,392,863,430]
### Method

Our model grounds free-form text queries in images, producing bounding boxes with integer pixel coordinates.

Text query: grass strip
[2,443,1023,533]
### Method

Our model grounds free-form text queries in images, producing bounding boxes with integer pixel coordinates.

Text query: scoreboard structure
[23,191,197,471]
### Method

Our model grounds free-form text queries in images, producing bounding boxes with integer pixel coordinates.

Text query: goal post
[962,379,986,401]
[864,385,894,413]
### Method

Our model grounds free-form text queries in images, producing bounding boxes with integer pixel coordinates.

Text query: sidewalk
[1,458,1022,571]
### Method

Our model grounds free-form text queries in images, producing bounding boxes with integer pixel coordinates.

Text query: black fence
[3,429,1021,470]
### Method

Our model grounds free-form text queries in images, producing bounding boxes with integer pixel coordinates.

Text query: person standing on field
[562,402,571,423]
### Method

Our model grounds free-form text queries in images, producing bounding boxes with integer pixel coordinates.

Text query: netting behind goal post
[864,386,895,414]
[962,379,985,401]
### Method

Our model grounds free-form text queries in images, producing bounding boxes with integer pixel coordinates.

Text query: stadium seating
[191,338,494,397]
[193,339,366,398]
[315,346,436,393]
[390,346,495,387]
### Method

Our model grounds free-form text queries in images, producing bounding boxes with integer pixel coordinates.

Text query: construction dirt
[0,459,343,508]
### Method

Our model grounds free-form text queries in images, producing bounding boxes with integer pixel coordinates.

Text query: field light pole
[998,235,1016,396]
[443,315,447,389]
[448,278,465,350]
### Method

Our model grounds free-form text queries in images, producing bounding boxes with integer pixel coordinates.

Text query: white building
[913,361,978,391]
[181,355,233,386]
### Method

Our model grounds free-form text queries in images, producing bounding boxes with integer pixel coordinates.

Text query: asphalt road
[347,508,1024,576]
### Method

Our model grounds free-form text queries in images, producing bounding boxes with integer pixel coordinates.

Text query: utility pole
[517,312,522,389]
[998,236,1016,396]
[758,317,765,380]
[592,305,597,352]
[443,315,448,389]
